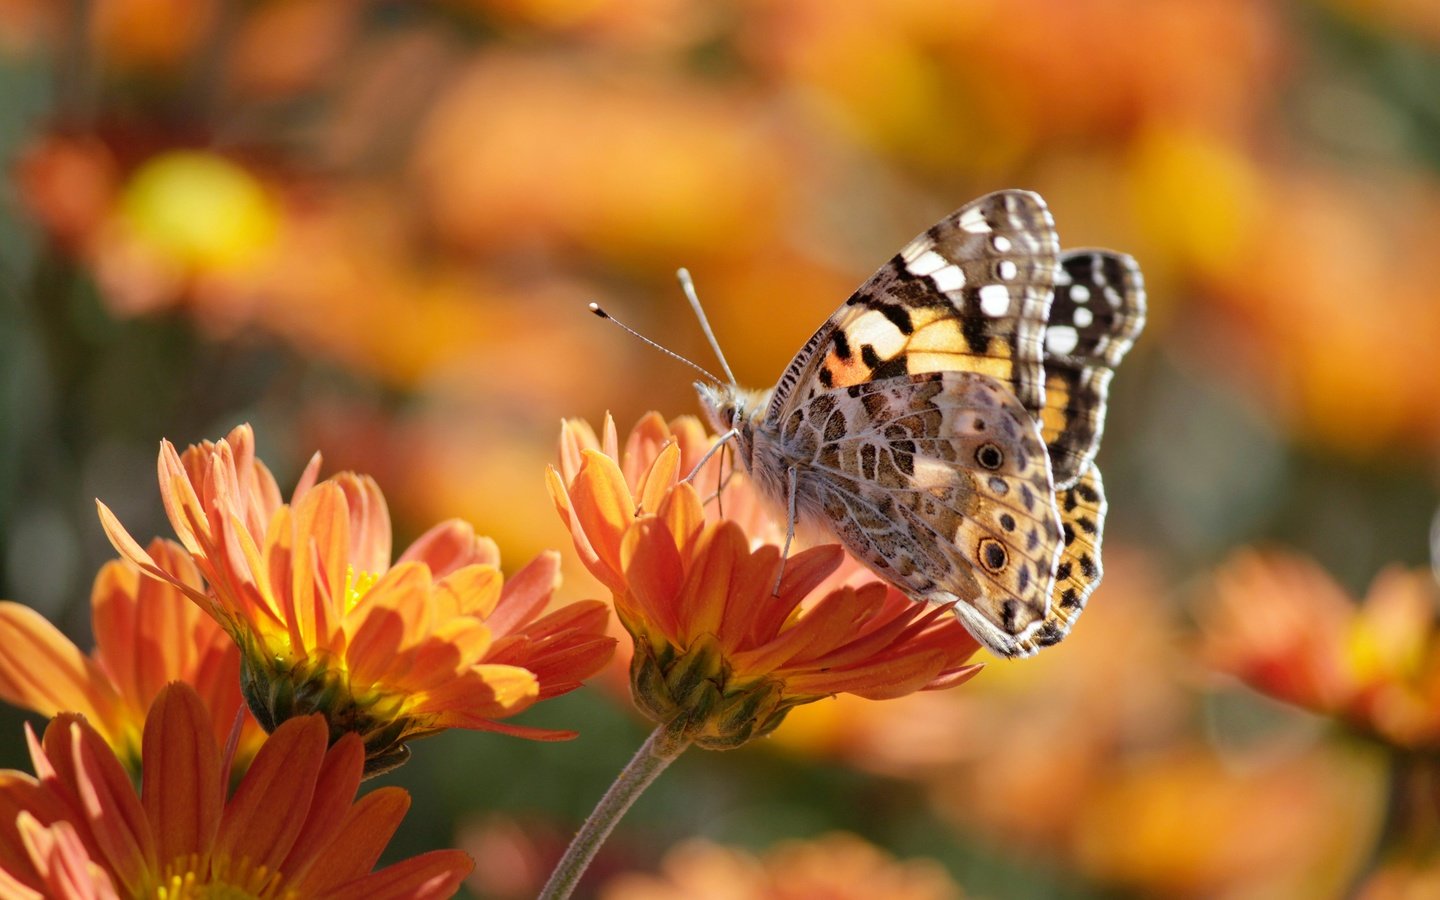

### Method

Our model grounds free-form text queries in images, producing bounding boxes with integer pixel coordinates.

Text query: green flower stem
[539,725,691,900]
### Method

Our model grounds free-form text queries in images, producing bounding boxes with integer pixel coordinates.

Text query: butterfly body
[695,190,1144,658]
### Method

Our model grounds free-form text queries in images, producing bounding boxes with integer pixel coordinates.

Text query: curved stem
[1349,747,1440,893]
[539,725,690,900]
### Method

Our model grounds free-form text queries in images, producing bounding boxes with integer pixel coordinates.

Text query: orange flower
[0,682,473,898]
[548,414,981,749]
[1201,549,1440,749]
[99,424,615,774]
[0,538,264,776]
[599,832,963,900]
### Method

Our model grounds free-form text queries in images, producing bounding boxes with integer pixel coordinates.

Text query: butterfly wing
[769,370,1063,658]
[1039,250,1146,488]
[1014,460,1107,654]
[764,190,1060,428]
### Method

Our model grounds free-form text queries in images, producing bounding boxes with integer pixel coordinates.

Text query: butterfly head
[695,381,769,459]
[695,381,744,432]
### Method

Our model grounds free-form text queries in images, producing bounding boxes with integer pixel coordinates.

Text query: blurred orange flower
[1072,745,1376,897]
[599,832,963,900]
[0,538,264,775]
[1202,549,1440,750]
[0,682,472,898]
[99,424,615,774]
[547,414,981,749]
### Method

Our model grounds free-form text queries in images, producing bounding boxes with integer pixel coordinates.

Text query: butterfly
[695,190,1145,657]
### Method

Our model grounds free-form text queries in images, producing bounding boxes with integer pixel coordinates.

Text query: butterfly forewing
[1040,250,1146,488]
[765,191,1060,426]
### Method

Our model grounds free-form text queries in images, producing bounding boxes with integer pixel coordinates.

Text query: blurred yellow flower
[0,682,473,898]
[117,150,281,272]
[600,832,963,900]
[0,538,264,775]
[99,424,615,773]
[548,414,981,749]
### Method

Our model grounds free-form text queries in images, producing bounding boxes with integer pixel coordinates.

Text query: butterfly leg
[772,464,799,596]
[682,427,739,485]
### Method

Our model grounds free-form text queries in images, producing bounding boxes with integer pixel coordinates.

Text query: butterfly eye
[975,443,1005,470]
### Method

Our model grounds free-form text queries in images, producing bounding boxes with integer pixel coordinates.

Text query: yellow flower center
[344,566,380,615]
[153,853,291,900]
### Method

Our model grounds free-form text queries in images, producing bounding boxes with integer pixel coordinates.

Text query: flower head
[1201,549,1440,750]
[99,424,615,774]
[0,538,264,775]
[0,682,473,898]
[548,414,981,749]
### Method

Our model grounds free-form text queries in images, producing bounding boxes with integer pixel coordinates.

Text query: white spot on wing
[931,265,966,292]
[991,234,1012,253]
[978,284,1010,317]
[911,456,955,490]
[851,310,909,356]
[1073,306,1094,328]
[900,238,930,264]
[1046,325,1080,355]
[1070,284,1090,303]
[959,207,992,234]
[997,259,1017,280]
[908,250,948,277]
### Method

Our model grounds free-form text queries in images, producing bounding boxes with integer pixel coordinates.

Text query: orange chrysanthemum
[98,424,615,773]
[1201,549,1440,750]
[548,414,981,749]
[0,682,472,898]
[0,538,264,776]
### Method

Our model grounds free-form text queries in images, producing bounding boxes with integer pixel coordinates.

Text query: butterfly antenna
[676,268,738,387]
[588,303,725,384]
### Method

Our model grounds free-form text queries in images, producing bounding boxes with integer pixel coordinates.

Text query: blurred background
[2,1,1439,897]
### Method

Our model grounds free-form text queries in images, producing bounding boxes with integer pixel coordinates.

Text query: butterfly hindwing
[763,370,1062,658]
[1040,250,1145,488]
[1015,461,1107,654]
[765,190,1060,426]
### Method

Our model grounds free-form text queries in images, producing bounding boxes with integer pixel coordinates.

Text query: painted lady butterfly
[696,190,1145,657]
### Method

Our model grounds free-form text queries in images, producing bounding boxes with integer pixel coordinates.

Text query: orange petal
[0,604,126,746]
[16,815,119,900]
[784,649,948,700]
[636,442,681,515]
[432,564,503,621]
[95,501,210,607]
[314,849,474,900]
[40,715,154,895]
[288,482,352,651]
[214,714,328,873]
[568,450,637,575]
[141,684,222,866]
[334,474,393,577]
[397,520,488,578]
[420,665,538,722]
[486,552,561,635]
[293,785,408,893]
[279,734,366,885]
[621,518,686,640]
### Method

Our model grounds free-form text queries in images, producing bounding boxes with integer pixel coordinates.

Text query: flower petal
[140,684,222,867]
[213,714,328,873]
[0,604,126,747]
[314,849,474,900]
